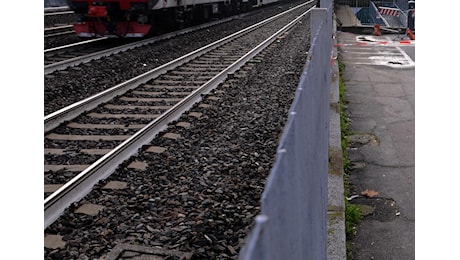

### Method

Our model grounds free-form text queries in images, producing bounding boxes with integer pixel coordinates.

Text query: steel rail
[44,31,75,38]
[44,11,74,16]
[44,1,313,229]
[45,25,73,32]
[45,25,75,38]
[44,6,70,13]
[44,37,107,54]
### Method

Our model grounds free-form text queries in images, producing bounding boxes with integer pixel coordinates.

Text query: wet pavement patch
[350,197,400,222]
[349,161,366,170]
[348,133,379,148]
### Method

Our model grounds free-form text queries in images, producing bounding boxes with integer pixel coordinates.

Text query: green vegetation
[345,201,362,236]
[339,68,351,174]
[338,60,363,260]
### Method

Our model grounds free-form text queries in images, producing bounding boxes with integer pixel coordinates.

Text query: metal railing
[397,8,408,27]
[238,0,333,258]
[370,1,387,25]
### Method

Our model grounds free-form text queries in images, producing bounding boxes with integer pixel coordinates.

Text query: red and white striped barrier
[379,7,400,17]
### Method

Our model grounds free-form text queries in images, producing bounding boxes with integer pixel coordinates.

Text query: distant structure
[44,0,67,7]
[335,0,414,31]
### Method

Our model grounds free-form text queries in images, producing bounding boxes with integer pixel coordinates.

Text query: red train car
[66,0,269,37]
[67,0,160,37]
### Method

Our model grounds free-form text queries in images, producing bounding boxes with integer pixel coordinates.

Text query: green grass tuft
[338,60,363,260]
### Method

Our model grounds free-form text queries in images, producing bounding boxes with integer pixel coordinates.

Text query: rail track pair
[45,0,316,229]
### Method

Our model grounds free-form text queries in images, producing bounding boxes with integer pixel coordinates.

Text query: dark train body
[66,0,280,37]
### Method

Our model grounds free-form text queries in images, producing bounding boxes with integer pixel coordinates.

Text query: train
[65,0,281,37]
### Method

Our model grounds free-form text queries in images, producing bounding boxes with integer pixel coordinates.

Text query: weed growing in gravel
[338,60,363,260]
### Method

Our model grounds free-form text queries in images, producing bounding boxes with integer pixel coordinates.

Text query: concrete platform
[336,30,415,259]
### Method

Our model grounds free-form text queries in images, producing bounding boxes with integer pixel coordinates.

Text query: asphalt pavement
[336,31,415,259]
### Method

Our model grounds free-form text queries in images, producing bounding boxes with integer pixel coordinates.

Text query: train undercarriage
[68,0,257,37]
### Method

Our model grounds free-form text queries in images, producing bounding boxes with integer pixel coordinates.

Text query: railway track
[44,0,312,116]
[44,1,315,257]
[43,18,225,75]
[44,8,83,49]
[45,25,75,38]
[44,8,76,28]
[45,1,315,229]
[43,1,303,75]
[43,11,261,75]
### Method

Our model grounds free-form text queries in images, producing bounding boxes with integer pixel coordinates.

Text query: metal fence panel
[370,1,387,25]
[239,1,332,259]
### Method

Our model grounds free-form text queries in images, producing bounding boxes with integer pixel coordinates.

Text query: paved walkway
[336,31,415,259]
